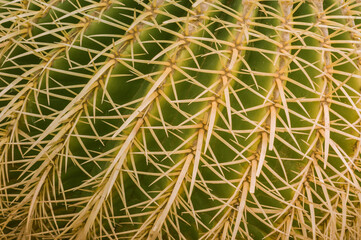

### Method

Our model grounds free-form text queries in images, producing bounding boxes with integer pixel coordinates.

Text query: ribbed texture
[1,0,361,239]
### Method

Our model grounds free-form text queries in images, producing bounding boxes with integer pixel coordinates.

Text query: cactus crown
[1,0,361,239]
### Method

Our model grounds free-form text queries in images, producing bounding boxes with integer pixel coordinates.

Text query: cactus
[1,0,361,239]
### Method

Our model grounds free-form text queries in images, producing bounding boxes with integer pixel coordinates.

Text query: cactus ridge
[1,0,361,239]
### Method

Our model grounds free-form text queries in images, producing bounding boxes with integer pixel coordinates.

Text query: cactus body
[1,0,361,239]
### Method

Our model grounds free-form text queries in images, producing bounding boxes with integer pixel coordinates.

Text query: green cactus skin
[1,0,361,239]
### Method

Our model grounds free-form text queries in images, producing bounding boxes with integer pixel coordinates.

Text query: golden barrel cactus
[1,0,361,239]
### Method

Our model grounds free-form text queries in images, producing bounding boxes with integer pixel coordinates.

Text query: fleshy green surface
[1,0,361,239]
